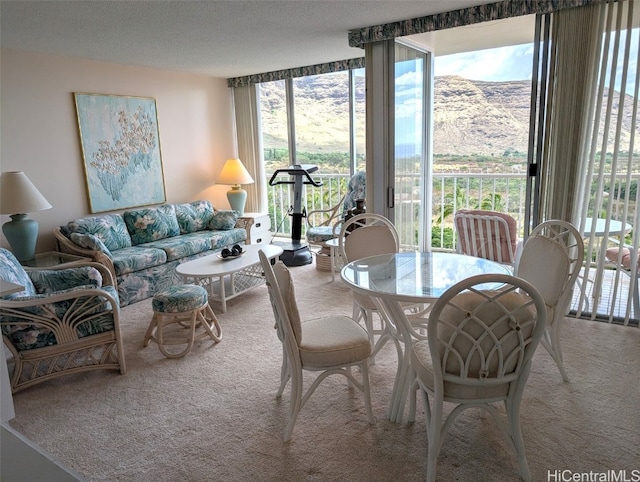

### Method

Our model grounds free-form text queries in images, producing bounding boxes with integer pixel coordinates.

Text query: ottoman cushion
[152,285,208,313]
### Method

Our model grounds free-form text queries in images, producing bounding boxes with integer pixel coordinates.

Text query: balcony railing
[266,170,638,324]
[266,171,527,251]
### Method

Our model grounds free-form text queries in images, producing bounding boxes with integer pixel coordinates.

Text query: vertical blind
[533,0,639,325]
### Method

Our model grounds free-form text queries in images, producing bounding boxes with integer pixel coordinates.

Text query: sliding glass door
[394,42,430,251]
[364,39,430,252]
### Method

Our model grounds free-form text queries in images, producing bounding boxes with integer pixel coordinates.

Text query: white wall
[0,49,235,252]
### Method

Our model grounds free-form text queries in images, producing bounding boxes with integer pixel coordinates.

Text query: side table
[21,251,90,269]
[237,212,271,245]
[323,238,342,282]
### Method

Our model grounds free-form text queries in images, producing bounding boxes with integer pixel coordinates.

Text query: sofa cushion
[175,201,215,234]
[124,204,180,245]
[209,228,247,250]
[142,233,212,261]
[209,210,238,230]
[70,232,112,257]
[110,246,167,276]
[67,214,132,251]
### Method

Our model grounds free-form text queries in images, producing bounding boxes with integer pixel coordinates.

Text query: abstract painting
[74,93,166,213]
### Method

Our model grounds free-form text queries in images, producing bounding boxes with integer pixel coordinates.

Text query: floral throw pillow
[175,200,214,234]
[124,205,180,245]
[209,210,238,230]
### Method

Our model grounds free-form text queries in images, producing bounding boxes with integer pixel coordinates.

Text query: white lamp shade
[217,158,254,186]
[0,171,52,215]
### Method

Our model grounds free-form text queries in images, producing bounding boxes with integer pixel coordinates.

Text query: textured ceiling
[0,0,534,79]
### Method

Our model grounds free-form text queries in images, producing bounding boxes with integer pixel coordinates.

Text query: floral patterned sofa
[53,200,246,307]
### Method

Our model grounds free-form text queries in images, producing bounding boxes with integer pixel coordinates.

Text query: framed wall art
[74,93,166,213]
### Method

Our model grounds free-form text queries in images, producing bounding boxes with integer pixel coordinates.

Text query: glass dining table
[341,251,511,423]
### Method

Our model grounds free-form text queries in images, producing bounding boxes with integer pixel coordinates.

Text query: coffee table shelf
[176,244,283,313]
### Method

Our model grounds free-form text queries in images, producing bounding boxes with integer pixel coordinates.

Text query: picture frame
[74,93,167,213]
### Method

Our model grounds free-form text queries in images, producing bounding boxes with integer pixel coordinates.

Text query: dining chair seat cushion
[411,289,536,400]
[299,315,371,367]
[605,246,640,272]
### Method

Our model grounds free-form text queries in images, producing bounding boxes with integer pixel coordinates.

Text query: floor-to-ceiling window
[256,65,365,239]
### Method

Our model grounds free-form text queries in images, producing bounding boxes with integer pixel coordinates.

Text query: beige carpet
[7,262,640,481]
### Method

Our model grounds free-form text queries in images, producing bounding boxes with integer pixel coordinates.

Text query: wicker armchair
[0,248,125,393]
[305,171,366,247]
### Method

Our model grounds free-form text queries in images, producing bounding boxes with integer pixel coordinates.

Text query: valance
[227,57,365,88]
[348,0,608,48]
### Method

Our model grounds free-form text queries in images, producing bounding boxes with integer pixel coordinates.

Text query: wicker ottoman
[143,285,222,358]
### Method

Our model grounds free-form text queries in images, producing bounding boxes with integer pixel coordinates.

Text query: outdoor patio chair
[605,244,640,318]
[305,170,366,248]
[454,209,519,267]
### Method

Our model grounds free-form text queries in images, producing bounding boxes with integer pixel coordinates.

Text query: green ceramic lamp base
[2,213,39,262]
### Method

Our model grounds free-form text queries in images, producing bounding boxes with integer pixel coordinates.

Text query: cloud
[435,44,534,82]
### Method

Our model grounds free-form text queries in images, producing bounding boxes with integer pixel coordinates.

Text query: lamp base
[2,214,38,262]
[227,185,247,216]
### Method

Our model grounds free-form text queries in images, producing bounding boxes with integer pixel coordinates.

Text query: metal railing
[266,171,528,251]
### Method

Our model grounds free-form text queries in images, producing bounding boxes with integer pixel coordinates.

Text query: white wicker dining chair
[258,249,375,442]
[338,213,400,361]
[515,219,584,381]
[408,273,547,482]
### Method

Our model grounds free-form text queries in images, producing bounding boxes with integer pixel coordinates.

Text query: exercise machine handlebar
[268,164,322,187]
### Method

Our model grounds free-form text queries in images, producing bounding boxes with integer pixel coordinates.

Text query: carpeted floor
[7,261,640,481]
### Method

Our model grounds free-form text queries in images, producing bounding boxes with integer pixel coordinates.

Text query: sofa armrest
[53,227,117,282]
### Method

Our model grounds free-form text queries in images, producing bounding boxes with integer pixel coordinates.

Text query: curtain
[536,0,640,324]
[534,4,602,223]
[233,84,266,213]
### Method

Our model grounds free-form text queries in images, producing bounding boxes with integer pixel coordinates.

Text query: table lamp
[217,158,254,216]
[0,171,52,262]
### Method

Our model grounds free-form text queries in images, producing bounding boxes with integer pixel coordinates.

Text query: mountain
[433,76,531,156]
[259,74,635,158]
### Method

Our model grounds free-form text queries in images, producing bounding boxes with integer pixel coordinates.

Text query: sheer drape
[233,84,267,213]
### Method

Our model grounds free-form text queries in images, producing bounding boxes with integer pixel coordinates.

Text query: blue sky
[395,35,638,145]
[434,44,534,82]
[435,33,639,95]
